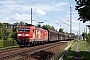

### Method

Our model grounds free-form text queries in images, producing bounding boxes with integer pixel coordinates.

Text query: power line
[13,0,28,7]
[13,0,54,21]
[28,0,54,20]
[13,0,47,24]
[29,0,71,29]
[59,20,70,26]
[0,3,22,14]
[13,0,53,20]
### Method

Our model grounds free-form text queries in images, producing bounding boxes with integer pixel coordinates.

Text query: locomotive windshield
[19,28,30,32]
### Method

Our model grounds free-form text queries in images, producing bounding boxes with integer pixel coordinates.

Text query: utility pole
[69,5,72,39]
[79,23,80,40]
[70,6,72,34]
[84,27,85,32]
[86,25,87,34]
[31,8,32,25]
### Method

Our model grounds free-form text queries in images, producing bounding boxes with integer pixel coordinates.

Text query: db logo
[22,33,25,36]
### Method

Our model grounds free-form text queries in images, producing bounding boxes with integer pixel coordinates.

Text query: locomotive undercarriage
[16,39,48,47]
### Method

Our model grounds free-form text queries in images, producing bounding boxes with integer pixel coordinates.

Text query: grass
[84,41,90,50]
[79,41,90,60]
[63,40,90,60]
[63,41,78,60]
[0,46,19,50]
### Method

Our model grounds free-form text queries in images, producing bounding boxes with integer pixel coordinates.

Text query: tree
[82,32,87,39]
[11,32,17,40]
[37,24,42,28]
[65,32,69,34]
[42,25,55,30]
[75,0,90,23]
[59,28,63,33]
[70,33,75,36]
[0,23,8,40]
[20,21,25,26]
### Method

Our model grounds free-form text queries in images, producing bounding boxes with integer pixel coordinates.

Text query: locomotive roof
[18,26,32,28]
[36,27,46,30]
[18,25,47,31]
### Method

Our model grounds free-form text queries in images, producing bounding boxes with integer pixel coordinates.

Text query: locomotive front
[17,26,31,45]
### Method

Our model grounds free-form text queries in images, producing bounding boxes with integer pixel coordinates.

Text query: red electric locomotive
[17,25,48,46]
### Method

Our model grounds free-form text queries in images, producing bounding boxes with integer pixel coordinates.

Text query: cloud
[4,13,31,23]
[36,9,46,15]
[0,0,83,34]
[0,0,68,16]
[37,2,68,11]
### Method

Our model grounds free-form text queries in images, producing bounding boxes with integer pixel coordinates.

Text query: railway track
[0,41,66,60]
[0,47,20,54]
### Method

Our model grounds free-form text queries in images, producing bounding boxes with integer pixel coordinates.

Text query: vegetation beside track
[84,41,90,50]
[64,40,90,60]
[0,40,18,49]
[63,41,78,60]
[80,41,90,60]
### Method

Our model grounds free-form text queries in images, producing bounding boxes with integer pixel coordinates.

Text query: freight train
[16,24,75,46]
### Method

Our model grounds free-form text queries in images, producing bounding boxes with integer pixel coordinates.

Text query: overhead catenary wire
[14,0,55,21]
[29,0,72,27]
[0,2,22,15]
[59,20,70,26]
[13,0,53,23]
[13,0,28,7]
[14,0,69,25]
[0,0,71,28]
[28,0,54,20]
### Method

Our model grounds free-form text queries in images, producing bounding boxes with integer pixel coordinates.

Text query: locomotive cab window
[19,28,24,32]
[24,28,30,32]
[19,28,30,32]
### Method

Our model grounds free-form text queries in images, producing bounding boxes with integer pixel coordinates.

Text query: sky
[0,0,89,35]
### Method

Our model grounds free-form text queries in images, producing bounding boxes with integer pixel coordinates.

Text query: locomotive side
[17,25,48,46]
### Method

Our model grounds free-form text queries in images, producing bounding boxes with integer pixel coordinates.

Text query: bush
[11,32,17,40]
[13,40,18,46]
[7,38,13,40]
[3,40,13,47]
[0,40,3,48]
[0,40,18,48]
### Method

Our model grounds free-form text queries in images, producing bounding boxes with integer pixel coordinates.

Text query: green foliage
[0,23,7,40]
[84,34,90,41]
[37,24,55,31]
[75,0,90,23]
[64,41,78,60]
[82,32,87,39]
[70,33,75,36]
[65,32,69,34]
[0,40,3,48]
[13,27,17,32]
[0,22,18,40]
[0,40,18,48]
[7,38,13,40]
[59,28,63,33]
[82,32,90,40]
[37,24,42,28]
[85,41,90,50]
[3,40,13,47]
[20,21,25,26]
[42,25,55,30]
[11,32,17,40]
[80,41,90,60]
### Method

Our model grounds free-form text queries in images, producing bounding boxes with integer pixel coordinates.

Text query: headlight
[25,34,29,36]
[17,34,21,36]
